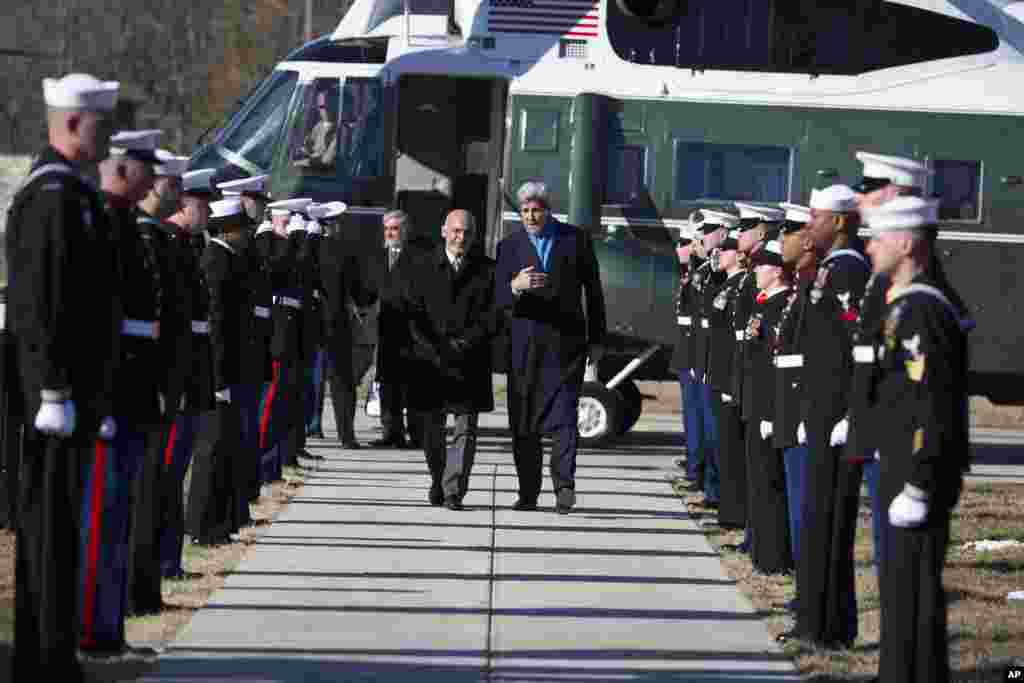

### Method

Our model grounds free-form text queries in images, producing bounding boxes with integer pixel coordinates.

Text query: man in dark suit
[401,210,499,510]
[495,181,606,514]
[366,210,421,448]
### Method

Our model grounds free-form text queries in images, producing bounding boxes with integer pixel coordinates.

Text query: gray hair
[517,180,551,208]
[382,209,410,229]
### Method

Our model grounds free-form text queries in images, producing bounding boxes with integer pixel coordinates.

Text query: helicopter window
[521,109,560,152]
[605,145,649,206]
[219,70,298,172]
[606,0,998,76]
[285,77,384,179]
[930,159,982,222]
[673,141,790,203]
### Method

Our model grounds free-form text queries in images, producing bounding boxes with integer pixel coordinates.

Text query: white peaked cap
[287,214,307,232]
[810,185,858,213]
[267,198,314,214]
[182,168,217,194]
[154,149,189,177]
[271,209,291,217]
[856,151,932,190]
[735,202,785,223]
[753,239,785,266]
[209,197,244,219]
[109,129,163,158]
[779,202,811,224]
[700,209,739,229]
[861,196,939,233]
[43,73,119,110]
[217,174,268,195]
[320,201,348,219]
[306,204,329,220]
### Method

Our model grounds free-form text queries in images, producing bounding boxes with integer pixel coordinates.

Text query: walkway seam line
[484,463,498,682]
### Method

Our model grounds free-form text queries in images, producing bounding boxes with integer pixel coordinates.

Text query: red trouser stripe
[163,420,178,467]
[80,439,107,648]
[259,361,280,450]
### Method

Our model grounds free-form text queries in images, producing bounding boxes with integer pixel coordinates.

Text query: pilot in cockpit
[294,89,338,171]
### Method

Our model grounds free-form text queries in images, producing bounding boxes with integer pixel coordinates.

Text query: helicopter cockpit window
[219,70,298,172]
[673,141,790,203]
[280,76,386,195]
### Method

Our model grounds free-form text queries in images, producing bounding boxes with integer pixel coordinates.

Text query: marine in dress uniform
[731,203,785,553]
[769,204,815,597]
[667,230,700,485]
[744,239,794,574]
[495,181,606,514]
[299,208,327,458]
[0,282,17,533]
[262,198,315,469]
[688,210,738,509]
[188,198,252,543]
[847,152,934,572]
[316,202,374,449]
[7,73,121,680]
[126,147,191,619]
[706,228,748,530]
[793,185,871,648]
[77,130,164,657]
[861,196,971,683]
[401,210,500,510]
[218,175,273,502]
[158,167,215,574]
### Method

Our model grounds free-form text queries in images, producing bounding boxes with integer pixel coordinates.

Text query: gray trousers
[421,412,478,499]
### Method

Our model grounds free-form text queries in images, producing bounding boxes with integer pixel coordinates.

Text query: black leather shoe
[299,450,325,461]
[429,487,444,506]
[445,495,464,511]
[340,439,361,449]
[555,488,576,514]
[370,436,407,448]
[513,497,538,511]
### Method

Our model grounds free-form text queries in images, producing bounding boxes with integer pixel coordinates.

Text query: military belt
[773,354,804,368]
[273,295,302,310]
[191,320,211,335]
[677,316,692,326]
[253,305,271,319]
[121,319,159,340]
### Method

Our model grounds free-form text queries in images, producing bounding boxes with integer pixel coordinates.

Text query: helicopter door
[394,75,508,252]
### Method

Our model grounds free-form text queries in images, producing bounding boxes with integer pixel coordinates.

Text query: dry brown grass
[0,465,306,682]
[674,476,1024,681]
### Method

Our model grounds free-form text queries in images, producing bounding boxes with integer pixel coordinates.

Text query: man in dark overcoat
[401,209,499,509]
[494,181,606,514]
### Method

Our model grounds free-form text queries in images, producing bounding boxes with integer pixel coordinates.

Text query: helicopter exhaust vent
[559,39,589,59]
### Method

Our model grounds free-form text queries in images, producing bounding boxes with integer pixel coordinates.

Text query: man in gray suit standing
[400,210,500,509]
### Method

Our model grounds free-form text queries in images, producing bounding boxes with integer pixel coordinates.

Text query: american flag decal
[487,0,600,38]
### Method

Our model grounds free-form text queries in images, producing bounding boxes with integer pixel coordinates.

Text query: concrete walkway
[140,409,802,682]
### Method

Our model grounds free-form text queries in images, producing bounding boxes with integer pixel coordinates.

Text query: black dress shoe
[555,487,576,514]
[445,495,464,511]
[512,497,538,511]
[429,487,444,506]
[299,450,325,461]
[340,439,361,449]
[370,436,407,448]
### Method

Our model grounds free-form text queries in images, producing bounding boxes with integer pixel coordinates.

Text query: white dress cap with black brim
[752,239,785,267]
[854,151,932,192]
[217,174,269,197]
[209,197,244,219]
[860,196,940,236]
[109,129,163,164]
[699,209,740,232]
[43,73,119,111]
[182,168,218,196]
[735,202,785,225]
[720,228,741,250]
[320,201,348,219]
[154,149,189,178]
[266,198,314,215]
[810,185,858,213]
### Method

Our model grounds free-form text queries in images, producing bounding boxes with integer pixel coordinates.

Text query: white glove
[287,215,306,235]
[689,368,696,380]
[721,393,733,403]
[873,450,880,461]
[888,485,929,528]
[99,416,117,441]
[35,399,76,437]
[759,420,773,440]
[830,417,849,447]
[305,219,323,236]
[158,393,167,416]
[215,388,231,403]
[256,220,273,235]
[797,421,807,444]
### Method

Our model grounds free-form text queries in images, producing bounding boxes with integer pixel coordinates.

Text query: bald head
[442,209,476,257]
[47,107,114,163]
